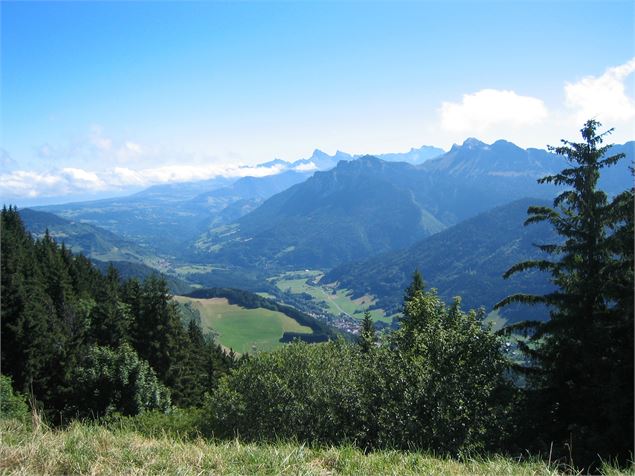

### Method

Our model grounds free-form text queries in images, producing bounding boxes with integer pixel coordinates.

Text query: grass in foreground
[0,419,605,476]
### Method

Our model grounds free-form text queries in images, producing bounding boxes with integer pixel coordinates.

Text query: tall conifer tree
[358,311,377,353]
[495,120,633,467]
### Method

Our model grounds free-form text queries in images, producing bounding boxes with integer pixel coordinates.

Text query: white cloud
[439,89,549,133]
[124,141,142,154]
[565,57,635,123]
[1,170,64,198]
[293,161,317,172]
[0,162,286,199]
[61,168,106,189]
[431,59,635,148]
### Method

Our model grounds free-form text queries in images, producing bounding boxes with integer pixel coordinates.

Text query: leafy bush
[70,343,171,418]
[208,339,368,444]
[0,374,29,420]
[380,291,515,454]
[206,290,514,455]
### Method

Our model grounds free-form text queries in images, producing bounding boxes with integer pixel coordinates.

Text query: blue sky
[1,1,634,203]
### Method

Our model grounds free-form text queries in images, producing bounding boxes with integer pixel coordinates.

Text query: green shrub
[208,339,368,444]
[70,343,171,418]
[0,374,29,420]
[206,290,514,455]
[378,292,515,454]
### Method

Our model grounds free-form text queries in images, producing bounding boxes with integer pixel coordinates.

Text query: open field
[172,264,222,276]
[273,270,390,323]
[174,296,312,354]
[256,292,277,299]
[1,419,602,476]
[484,309,509,332]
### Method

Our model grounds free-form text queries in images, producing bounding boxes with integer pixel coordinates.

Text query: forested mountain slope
[19,208,159,266]
[325,198,557,323]
[195,157,447,269]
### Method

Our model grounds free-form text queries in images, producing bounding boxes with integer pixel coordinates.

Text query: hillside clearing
[174,296,312,354]
[273,270,389,323]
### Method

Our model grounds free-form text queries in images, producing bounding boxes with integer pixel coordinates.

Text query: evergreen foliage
[1,206,232,419]
[495,120,634,468]
[357,311,377,353]
[71,344,171,417]
[403,269,424,303]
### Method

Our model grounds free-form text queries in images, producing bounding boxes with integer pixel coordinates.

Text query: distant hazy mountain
[34,138,632,267]
[37,192,214,255]
[19,208,157,265]
[421,138,632,195]
[267,145,444,170]
[195,156,447,269]
[190,171,310,207]
[36,171,314,258]
[290,149,354,171]
[596,141,634,193]
[324,198,558,324]
[131,176,237,202]
[376,145,445,164]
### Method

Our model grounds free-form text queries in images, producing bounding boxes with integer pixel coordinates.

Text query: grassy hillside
[0,419,590,476]
[174,296,312,354]
[273,270,389,323]
[185,287,338,342]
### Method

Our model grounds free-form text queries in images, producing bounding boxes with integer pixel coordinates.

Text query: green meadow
[273,270,390,323]
[174,296,312,354]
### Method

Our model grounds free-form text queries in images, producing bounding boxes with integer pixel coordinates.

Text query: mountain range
[31,147,432,257]
[195,139,632,270]
[26,138,633,320]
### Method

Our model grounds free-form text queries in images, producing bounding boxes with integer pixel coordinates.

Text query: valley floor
[3,420,629,475]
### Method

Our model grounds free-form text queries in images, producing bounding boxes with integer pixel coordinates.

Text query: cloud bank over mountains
[0,161,289,201]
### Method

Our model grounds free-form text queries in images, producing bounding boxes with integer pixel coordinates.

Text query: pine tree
[495,120,633,467]
[87,265,132,348]
[1,208,68,409]
[129,275,188,388]
[398,270,441,346]
[403,269,424,303]
[358,310,377,353]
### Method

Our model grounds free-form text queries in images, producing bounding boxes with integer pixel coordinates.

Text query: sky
[1,1,634,204]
